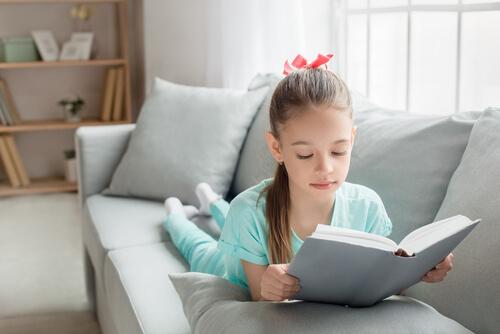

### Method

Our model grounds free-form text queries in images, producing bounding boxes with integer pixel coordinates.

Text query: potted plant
[58,96,85,122]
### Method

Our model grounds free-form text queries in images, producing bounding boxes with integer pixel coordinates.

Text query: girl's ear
[265,132,284,163]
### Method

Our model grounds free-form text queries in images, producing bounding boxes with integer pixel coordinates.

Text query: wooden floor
[0,312,101,334]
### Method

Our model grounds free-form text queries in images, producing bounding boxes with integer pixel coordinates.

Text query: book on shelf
[0,136,21,187]
[100,67,117,121]
[0,79,23,125]
[112,67,124,121]
[0,94,8,126]
[287,215,480,307]
[4,135,30,186]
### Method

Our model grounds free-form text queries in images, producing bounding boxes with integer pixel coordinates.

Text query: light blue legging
[163,199,229,277]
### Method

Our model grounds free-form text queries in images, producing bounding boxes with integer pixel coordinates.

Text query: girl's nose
[314,154,334,175]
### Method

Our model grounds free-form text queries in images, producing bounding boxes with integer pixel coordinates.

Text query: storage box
[0,37,40,63]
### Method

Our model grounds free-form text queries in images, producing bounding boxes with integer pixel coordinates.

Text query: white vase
[64,158,77,183]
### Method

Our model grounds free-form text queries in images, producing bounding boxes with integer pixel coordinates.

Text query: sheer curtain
[144,0,342,90]
[203,0,342,89]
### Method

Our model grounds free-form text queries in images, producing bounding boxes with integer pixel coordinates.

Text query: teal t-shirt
[217,178,393,290]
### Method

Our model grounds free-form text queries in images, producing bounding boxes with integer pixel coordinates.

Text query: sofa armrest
[75,124,136,207]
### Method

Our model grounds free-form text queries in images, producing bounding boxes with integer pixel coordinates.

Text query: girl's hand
[260,263,301,301]
[421,253,454,283]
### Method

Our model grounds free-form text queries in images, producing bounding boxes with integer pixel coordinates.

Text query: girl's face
[266,105,356,199]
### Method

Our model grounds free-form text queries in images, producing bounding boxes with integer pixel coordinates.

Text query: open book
[287,215,480,307]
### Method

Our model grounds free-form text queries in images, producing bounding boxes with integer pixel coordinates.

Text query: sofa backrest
[406,108,500,333]
[229,74,281,197]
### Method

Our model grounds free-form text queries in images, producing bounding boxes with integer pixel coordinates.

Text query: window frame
[342,1,500,113]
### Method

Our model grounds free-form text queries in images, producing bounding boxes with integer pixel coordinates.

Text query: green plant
[58,96,85,116]
[64,149,76,160]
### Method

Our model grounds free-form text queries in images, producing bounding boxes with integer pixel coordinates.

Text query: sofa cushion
[406,108,500,334]
[169,272,472,334]
[347,109,482,243]
[103,77,269,205]
[83,194,221,286]
[230,73,281,196]
[104,242,190,334]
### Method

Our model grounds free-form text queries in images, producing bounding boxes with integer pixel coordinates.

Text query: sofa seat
[83,195,169,284]
[82,194,223,304]
[104,242,190,334]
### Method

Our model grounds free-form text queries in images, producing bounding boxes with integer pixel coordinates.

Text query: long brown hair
[259,68,352,264]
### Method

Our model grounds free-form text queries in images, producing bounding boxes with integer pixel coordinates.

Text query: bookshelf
[0,0,132,197]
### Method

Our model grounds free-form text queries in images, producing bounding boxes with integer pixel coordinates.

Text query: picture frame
[59,41,81,61]
[31,30,59,61]
[70,32,94,60]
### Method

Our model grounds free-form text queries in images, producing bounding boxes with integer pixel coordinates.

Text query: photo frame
[70,32,94,60]
[31,30,59,61]
[59,41,81,61]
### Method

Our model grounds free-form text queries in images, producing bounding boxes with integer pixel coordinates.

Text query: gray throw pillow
[103,77,269,205]
[169,272,472,334]
[406,108,500,334]
[347,108,482,243]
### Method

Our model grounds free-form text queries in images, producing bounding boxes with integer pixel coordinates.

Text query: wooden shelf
[0,118,130,133]
[0,59,126,70]
[0,176,77,197]
[0,0,132,197]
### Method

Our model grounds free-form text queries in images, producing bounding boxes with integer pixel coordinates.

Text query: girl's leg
[163,212,225,277]
[195,182,229,230]
[209,198,229,230]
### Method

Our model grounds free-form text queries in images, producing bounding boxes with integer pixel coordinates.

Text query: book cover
[0,136,21,187]
[0,79,22,125]
[100,68,117,121]
[287,215,480,307]
[112,67,124,121]
[4,135,30,186]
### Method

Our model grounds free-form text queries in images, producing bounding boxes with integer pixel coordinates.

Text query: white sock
[164,197,186,217]
[195,182,222,216]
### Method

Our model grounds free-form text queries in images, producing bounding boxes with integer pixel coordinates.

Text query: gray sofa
[76,87,499,333]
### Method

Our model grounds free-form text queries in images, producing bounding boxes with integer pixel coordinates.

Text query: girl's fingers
[271,268,299,287]
[264,278,299,294]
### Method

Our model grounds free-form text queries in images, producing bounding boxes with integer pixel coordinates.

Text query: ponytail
[259,163,293,264]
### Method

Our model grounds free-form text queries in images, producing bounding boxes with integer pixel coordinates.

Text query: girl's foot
[164,197,186,217]
[164,197,199,218]
[195,182,222,216]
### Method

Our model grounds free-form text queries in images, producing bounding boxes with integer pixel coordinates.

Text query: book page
[399,215,479,254]
[313,225,398,251]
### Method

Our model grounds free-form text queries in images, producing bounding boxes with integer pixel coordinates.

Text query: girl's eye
[297,154,313,160]
[332,151,347,156]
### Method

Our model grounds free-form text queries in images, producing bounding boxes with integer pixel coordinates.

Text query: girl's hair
[259,68,352,264]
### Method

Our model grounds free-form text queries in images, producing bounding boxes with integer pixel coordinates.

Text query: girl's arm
[241,260,301,301]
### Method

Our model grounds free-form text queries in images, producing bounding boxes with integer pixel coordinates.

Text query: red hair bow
[283,53,334,76]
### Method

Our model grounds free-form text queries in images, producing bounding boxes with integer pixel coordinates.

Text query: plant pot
[64,158,77,183]
[63,107,82,123]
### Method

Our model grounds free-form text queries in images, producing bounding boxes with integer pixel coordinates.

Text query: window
[343,1,500,114]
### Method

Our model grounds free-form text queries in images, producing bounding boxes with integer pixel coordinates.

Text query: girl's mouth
[310,181,336,190]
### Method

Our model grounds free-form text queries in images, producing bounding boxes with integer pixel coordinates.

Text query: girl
[163,55,454,302]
